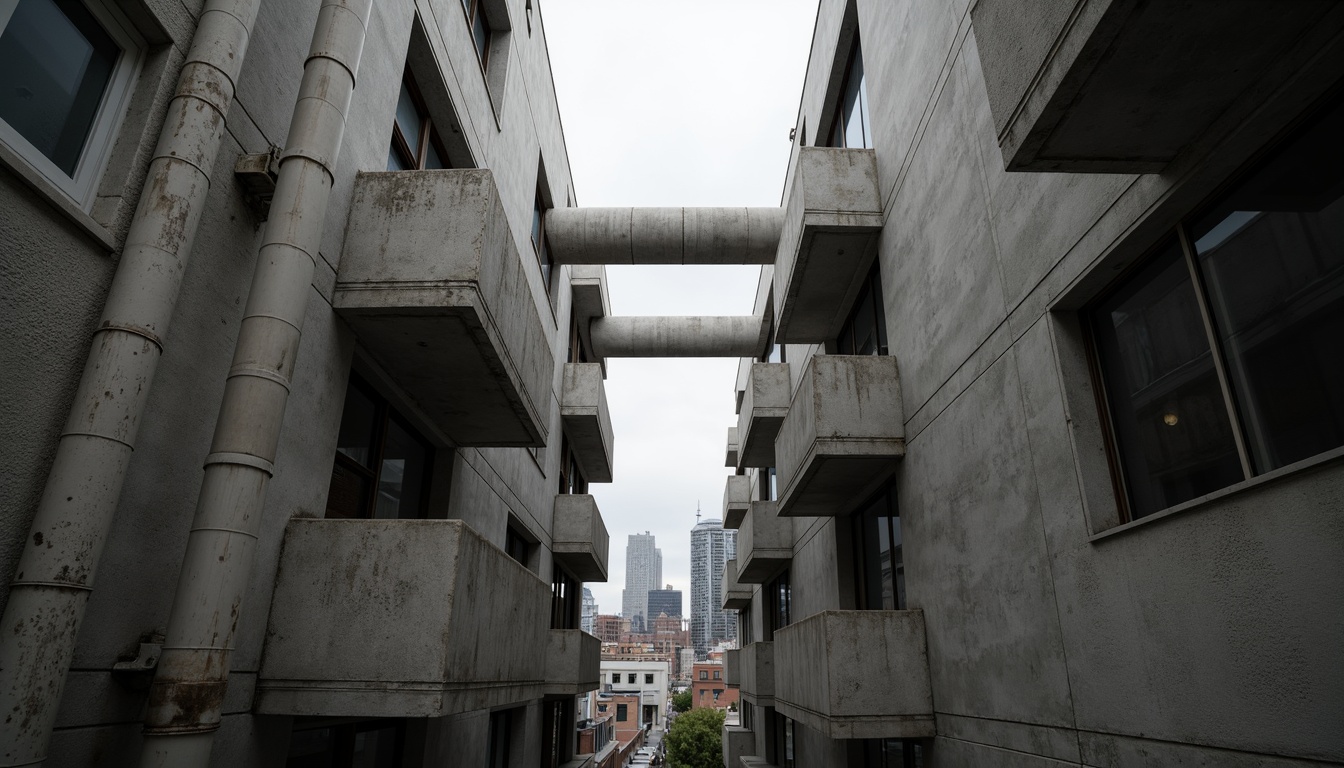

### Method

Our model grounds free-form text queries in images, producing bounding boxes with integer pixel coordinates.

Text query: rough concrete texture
[551,494,610,583]
[721,559,752,611]
[334,169,551,447]
[773,610,934,740]
[724,648,741,687]
[737,502,792,584]
[773,147,884,343]
[722,475,752,529]
[737,362,792,469]
[546,207,783,265]
[569,264,611,372]
[722,725,755,767]
[590,315,767,358]
[726,426,740,468]
[775,355,905,517]
[739,641,774,707]
[544,629,600,696]
[560,362,615,482]
[256,518,548,717]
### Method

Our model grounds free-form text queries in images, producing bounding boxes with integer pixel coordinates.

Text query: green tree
[671,690,693,713]
[664,706,725,768]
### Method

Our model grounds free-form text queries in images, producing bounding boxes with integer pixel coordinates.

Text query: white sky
[543,0,820,617]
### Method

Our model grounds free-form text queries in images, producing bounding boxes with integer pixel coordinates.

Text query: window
[850,739,925,768]
[387,70,449,171]
[827,36,872,149]
[558,435,588,495]
[542,698,574,768]
[835,263,888,355]
[700,670,708,680]
[764,569,791,640]
[759,467,778,502]
[287,719,404,768]
[611,673,620,685]
[1086,93,1344,521]
[532,183,554,291]
[327,374,432,519]
[505,521,531,567]
[713,689,722,701]
[0,0,142,208]
[551,566,579,629]
[770,710,795,768]
[644,673,654,685]
[488,709,516,768]
[852,483,905,610]
[741,701,753,730]
[761,342,786,364]
[739,605,754,645]
[713,669,721,680]
[616,703,627,722]
[460,0,492,68]
[627,673,636,684]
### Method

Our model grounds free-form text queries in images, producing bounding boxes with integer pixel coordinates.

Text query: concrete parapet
[725,427,740,469]
[570,265,611,373]
[724,648,741,687]
[561,363,615,483]
[547,207,783,265]
[737,502,791,584]
[723,725,755,767]
[722,559,752,611]
[552,494,610,582]
[723,475,751,530]
[546,629,601,696]
[737,363,791,469]
[590,315,767,358]
[739,641,774,707]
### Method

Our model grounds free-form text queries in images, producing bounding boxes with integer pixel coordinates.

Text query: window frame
[388,69,451,171]
[460,0,492,71]
[532,181,554,293]
[326,373,434,520]
[0,0,145,210]
[826,34,872,150]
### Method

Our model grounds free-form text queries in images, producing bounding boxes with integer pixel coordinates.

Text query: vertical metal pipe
[0,2,259,764]
[137,1,372,765]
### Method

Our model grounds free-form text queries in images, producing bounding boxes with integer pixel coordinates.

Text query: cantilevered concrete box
[725,427,740,468]
[773,148,883,343]
[774,610,934,740]
[777,355,904,517]
[739,641,774,707]
[552,494,610,582]
[971,0,1344,172]
[722,559,751,611]
[722,475,751,530]
[334,170,551,446]
[737,363,791,469]
[737,502,791,584]
[722,726,754,767]
[546,629,601,696]
[257,519,548,717]
[561,363,614,483]
[570,265,610,374]
[724,648,741,687]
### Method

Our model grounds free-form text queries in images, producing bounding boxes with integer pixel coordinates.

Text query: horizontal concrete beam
[590,316,766,358]
[547,207,784,265]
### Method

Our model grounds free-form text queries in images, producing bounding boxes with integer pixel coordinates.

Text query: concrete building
[690,516,738,657]
[647,586,683,619]
[620,531,662,633]
[581,586,597,635]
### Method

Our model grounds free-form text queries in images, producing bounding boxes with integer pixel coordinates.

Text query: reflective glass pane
[351,725,400,768]
[335,381,378,467]
[0,0,120,175]
[386,141,407,171]
[423,139,445,170]
[1092,239,1244,518]
[286,727,334,768]
[376,417,429,519]
[394,81,421,160]
[1190,96,1344,472]
[326,460,370,519]
[472,12,490,64]
[843,50,866,150]
[858,71,873,149]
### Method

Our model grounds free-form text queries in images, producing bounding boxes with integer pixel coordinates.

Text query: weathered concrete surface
[739,641,774,707]
[545,629,600,696]
[737,502,791,584]
[773,147,884,343]
[773,610,933,740]
[334,169,551,447]
[546,207,783,265]
[722,725,755,767]
[590,315,767,358]
[560,363,614,483]
[724,648,741,687]
[570,264,611,372]
[776,355,904,517]
[722,475,751,530]
[721,559,752,611]
[737,363,791,469]
[551,494,610,583]
[725,427,741,469]
[256,519,548,717]
[971,0,1344,171]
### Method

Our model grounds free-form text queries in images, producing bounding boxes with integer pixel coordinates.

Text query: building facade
[581,586,598,635]
[646,587,683,619]
[690,517,737,657]
[620,531,662,633]
[599,659,670,730]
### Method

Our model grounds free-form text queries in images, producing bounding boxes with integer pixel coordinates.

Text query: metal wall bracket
[234,148,280,221]
[112,641,162,689]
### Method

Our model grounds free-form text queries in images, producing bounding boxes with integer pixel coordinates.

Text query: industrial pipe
[590,316,768,358]
[137,0,372,765]
[0,1,260,764]
[546,207,783,264]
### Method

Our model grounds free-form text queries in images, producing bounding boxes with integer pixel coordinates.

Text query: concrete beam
[590,316,767,358]
[547,207,784,265]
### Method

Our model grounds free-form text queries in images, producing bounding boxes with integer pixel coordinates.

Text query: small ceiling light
[1163,412,1179,426]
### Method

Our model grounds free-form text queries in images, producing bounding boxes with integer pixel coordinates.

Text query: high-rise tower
[621,532,662,633]
[690,516,736,657]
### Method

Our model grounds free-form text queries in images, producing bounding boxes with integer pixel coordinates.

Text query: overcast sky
[544,1,819,617]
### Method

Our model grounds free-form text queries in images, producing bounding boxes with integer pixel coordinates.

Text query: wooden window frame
[390,71,451,171]
[327,374,433,520]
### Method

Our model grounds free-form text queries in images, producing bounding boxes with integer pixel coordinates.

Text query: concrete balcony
[256,519,547,717]
[776,355,904,517]
[723,726,755,767]
[721,559,751,611]
[722,474,751,530]
[739,641,774,707]
[725,426,740,468]
[971,1,1344,172]
[737,502,791,584]
[561,363,614,483]
[570,265,611,374]
[552,494,610,582]
[546,629,601,696]
[740,758,772,768]
[724,648,741,687]
[773,610,934,740]
[736,363,791,469]
[773,147,883,343]
[334,170,550,447]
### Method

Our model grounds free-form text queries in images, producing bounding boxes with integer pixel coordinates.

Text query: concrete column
[547,207,783,265]
[590,316,767,358]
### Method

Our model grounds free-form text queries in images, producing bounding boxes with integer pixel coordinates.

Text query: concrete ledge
[723,475,751,530]
[722,559,752,611]
[737,363,791,469]
[546,629,601,696]
[773,610,934,740]
[570,265,610,374]
[256,519,548,717]
[774,147,884,343]
[737,502,791,584]
[552,494,610,582]
[725,427,740,469]
[723,725,755,767]
[724,648,741,687]
[561,363,614,483]
[776,355,904,517]
[740,641,774,707]
[547,207,783,265]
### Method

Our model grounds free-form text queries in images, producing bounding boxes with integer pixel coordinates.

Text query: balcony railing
[561,363,614,483]
[736,502,790,584]
[552,494,610,582]
[736,363,790,469]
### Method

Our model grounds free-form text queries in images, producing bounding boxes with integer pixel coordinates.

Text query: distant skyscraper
[690,517,736,657]
[621,532,662,633]
[647,587,682,619]
[581,587,597,635]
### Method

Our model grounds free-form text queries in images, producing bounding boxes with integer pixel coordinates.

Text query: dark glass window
[551,566,579,629]
[611,673,620,684]
[763,569,791,640]
[488,709,514,768]
[851,739,925,768]
[1088,93,1343,520]
[759,467,778,502]
[762,343,786,364]
[627,673,636,684]
[770,710,795,768]
[700,670,708,680]
[828,37,872,150]
[505,523,530,566]
[616,703,628,722]
[836,263,888,355]
[558,436,588,495]
[542,698,573,768]
[853,483,905,611]
[327,375,432,520]
[287,719,404,768]
[739,605,754,645]
[461,0,491,68]
[0,0,120,176]
[533,186,554,291]
[388,72,449,171]
[645,674,654,684]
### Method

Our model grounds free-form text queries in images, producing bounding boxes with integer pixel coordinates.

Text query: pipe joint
[203,452,276,476]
